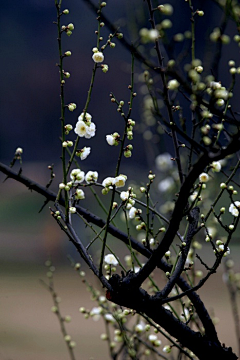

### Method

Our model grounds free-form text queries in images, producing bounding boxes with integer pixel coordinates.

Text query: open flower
[74,120,87,137]
[129,207,138,219]
[79,147,91,160]
[78,112,92,122]
[120,191,129,201]
[211,161,221,172]
[85,171,98,183]
[70,169,85,183]
[92,51,104,63]
[113,175,127,188]
[229,201,240,217]
[199,172,209,182]
[85,122,96,139]
[106,134,115,146]
[102,177,115,188]
[104,254,118,266]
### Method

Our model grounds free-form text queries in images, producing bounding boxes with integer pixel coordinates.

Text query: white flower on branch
[167,79,180,90]
[92,51,104,63]
[78,112,92,122]
[104,313,116,323]
[102,177,115,188]
[106,134,115,146]
[85,122,96,139]
[129,207,138,219]
[104,254,118,266]
[75,189,85,200]
[211,161,221,172]
[74,120,87,137]
[78,147,91,160]
[113,175,127,188]
[120,191,129,201]
[229,201,240,217]
[199,172,209,182]
[85,171,98,183]
[70,169,85,183]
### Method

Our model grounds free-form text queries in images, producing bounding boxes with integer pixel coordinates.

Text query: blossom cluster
[74,112,96,139]
[102,175,127,193]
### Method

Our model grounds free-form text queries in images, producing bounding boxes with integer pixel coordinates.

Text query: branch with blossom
[2,0,240,359]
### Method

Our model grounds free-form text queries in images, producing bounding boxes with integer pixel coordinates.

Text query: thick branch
[160,207,199,299]
[107,274,237,360]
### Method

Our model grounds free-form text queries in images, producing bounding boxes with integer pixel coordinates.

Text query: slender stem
[55,1,68,219]
[146,0,184,184]
[40,277,76,360]
[66,64,98,175]
[189,0,195,61]
[99,189,116,277]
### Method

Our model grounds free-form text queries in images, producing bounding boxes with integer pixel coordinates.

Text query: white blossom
[129,207,138,219]
[148,334,158,343]
[113,175,127,188]
[92,51,104,63]
[199,172,209,182]
[229,201,240,217]
[168,79,180,90]
[77,146,91,160]
[15,147,23,154]
[104,313,116,323]
[85,171,98,183]
[69,207,76,214]
[155,153,173,171]
[211,161,221,172]
[210,81,221,89]
[134,266,140,273]
[85,122,96,139]
[74,120,87,137]
[106,135,115,146]
[102,177,115,188]
[70,169,85,183]
[104,254,118,266]
[218,244,230,255]
[120,191,129,201]
[190,191,198,202]
[90,307,102,321]
[78,112,92,122]
[75,189,85,200]
[135,322,145,333]
[158,177,174,192]
[102,64,109,73]
[163,345,171,353]
[148,29,159,41]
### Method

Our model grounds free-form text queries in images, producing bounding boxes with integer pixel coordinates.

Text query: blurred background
[1,0,240,359]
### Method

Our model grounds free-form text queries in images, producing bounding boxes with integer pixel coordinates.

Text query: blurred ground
[0,266,108,360]
[1,263,240,360]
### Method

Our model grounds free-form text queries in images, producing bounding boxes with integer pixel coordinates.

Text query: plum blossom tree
[1,0,240,359]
